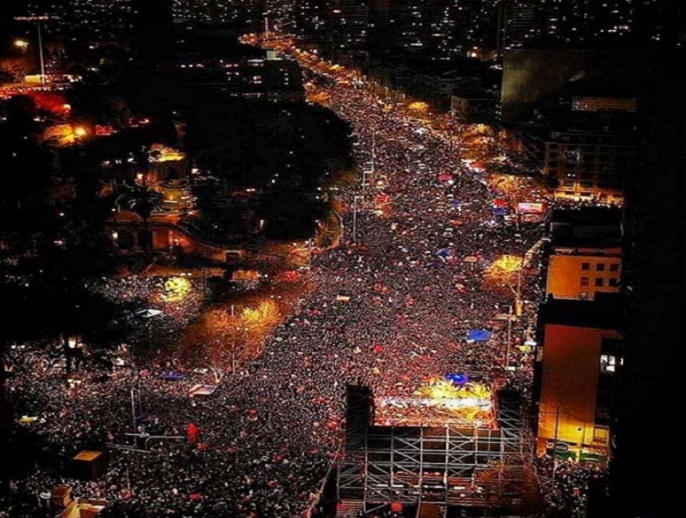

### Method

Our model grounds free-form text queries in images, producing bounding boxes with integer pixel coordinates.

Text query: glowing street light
[14,39,30,50]
[485,255,524,315]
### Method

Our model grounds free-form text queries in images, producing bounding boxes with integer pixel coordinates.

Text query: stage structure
[337,383,532,517]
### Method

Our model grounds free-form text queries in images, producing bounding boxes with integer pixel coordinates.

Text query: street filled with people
[1,38,601,518]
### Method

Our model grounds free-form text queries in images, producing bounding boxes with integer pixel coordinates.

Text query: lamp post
[505,304,513,369]
[352,195,361,242]
[230,304,237,373]
[577,425,586,462]
[515,261,523,316]
[552,405,561,485]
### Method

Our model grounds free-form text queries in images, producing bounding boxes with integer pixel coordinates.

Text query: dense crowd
[538,456,608,518]
[1,50,598,518]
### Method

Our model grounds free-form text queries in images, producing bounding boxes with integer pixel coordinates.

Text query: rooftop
[550,208,622,247]
[543,295,623,330]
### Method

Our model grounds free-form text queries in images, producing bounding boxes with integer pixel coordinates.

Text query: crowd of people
[1,46,602,518]
[538,456,608,518]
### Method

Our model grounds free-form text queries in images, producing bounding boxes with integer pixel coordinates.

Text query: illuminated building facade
[176,53,304,100]
[546,249,622,301]
[545,208,623,300]
[503,49,643,202]
[535,298,623,459]
[532,129,638,203]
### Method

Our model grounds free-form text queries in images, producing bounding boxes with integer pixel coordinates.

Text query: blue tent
[446,372,469,385]
[492,207,508,216]
[436,248,452,259]
[160,371,186,381]
[451,199,462,208]
[467,329,492,342]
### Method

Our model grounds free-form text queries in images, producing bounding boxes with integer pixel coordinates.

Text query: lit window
[600,354,619,373]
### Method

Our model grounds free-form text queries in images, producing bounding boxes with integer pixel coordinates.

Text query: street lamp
[14,39,29,51]
[505,304,514,369]
[577,426,586,462]
[352,195,362,242]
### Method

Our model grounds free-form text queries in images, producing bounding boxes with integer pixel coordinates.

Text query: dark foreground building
[610,54,681,518]
[132,0,175,65]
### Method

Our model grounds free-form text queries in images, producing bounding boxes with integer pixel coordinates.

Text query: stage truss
[337,389,531,517]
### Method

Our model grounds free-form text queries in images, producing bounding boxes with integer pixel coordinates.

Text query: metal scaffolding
[337,389,530,517]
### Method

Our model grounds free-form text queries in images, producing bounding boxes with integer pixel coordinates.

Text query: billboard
[517,202,546,214]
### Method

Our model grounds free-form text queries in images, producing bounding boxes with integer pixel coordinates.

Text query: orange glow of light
[24,91,69,116]
[241,300,280,330]
[408,101,430,113]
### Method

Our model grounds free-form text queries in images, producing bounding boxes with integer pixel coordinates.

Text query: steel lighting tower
[14,15,51,85]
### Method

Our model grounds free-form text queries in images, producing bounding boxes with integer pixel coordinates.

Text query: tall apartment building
[535,297,623,460]
[502,49,644,203]
[609,51,679,518]
[526,125,639,203]
[328,0,370,54]
[292,0,327,40]
[387,0,491,59]
[498,0,673,51]
[545,208,623,300]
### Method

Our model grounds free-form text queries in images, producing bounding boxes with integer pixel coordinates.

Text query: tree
[116,183,163,250]
[181,308,242,383]
[0,56,31,83]
[181,301,281,382]
[483,255,524,315]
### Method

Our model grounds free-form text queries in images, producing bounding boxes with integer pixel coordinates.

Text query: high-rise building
[172,0,265,29]
[328,0,370,55]
[498,0,681,52]
[292,0,327,40]
[545,208,623,301]
[535,297,623,460]
[502,48,644,203]
[610,52,680,518]
[390,0,488,59]
[498,0,564,52]
[368,0,395,50]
